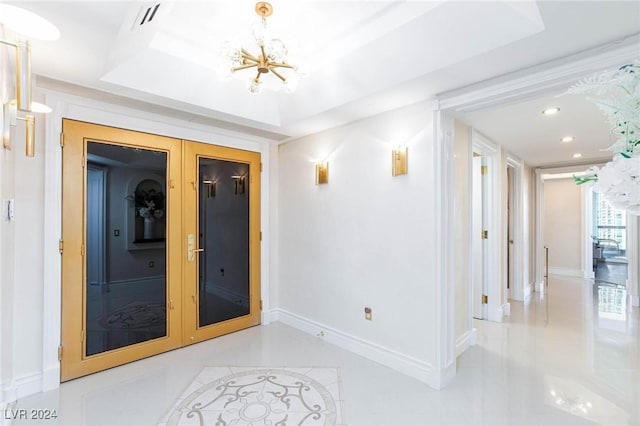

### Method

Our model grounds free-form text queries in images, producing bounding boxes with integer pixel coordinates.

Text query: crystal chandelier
[222,2,301,94]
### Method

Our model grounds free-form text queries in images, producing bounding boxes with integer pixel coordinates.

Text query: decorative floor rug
[99,302,166,330]
[159,367,343,426]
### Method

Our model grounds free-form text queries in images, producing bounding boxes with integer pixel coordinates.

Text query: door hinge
[481,165,488,175]
[80,244,85,257]
[482,294,488,304]
[481,230,488,239]
[58,345,63,361]
[59,133,64,148]
[260,162,263,173]
[81,156,86,168]
[59,239,64,254]
[168,299,174,310]
[260,300,263,310]
[260,231,262,241]
[81,330,85,342]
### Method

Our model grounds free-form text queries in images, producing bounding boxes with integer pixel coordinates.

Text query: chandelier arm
[269,62,294,69]
[254,71,262,82]
[241,49,260,62]
[233,63,259,72]
[269,67,286,82]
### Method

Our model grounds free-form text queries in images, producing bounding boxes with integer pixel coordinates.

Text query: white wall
[0,99,47,403]
[277,101,439,383]
[543,178,582,275]
[0,60,18,405]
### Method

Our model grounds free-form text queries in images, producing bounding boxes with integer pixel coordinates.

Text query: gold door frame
[182,141,261,345]
[61,120,261,381]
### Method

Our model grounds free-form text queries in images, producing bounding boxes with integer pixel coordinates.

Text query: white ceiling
[6,1,640,166]
[459,91,617,167]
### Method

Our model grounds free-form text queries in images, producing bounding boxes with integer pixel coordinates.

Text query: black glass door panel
[198,158,250,327]
[85,142,168,356]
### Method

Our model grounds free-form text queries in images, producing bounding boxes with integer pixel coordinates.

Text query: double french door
[60,119,260,381]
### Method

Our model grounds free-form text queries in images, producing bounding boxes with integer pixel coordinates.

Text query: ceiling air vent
[139,4,160,26]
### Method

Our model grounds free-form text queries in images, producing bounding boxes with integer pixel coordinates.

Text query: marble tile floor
[6,275,640,425]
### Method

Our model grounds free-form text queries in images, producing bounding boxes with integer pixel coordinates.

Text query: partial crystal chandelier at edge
[221,2,302,94]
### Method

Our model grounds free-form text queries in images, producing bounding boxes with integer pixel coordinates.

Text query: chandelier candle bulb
[15,40,32,112]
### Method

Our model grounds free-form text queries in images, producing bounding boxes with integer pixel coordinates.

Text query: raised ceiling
[9,0,640,155]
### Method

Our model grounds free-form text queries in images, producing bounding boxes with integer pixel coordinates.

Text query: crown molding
[438,34,640,113]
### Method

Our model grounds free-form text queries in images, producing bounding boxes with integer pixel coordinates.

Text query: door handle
[187,234,205,262]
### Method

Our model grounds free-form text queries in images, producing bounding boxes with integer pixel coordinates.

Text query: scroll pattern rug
[159,367,343,426]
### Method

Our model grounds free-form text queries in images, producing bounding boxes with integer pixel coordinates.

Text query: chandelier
[222,2,301,94]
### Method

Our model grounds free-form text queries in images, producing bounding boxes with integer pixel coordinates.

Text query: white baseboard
[500,303,511,317]
[548,267,582,277]
[0,387,17,409]
[488,306,504,323]
[261,310,272,325]
[455,328,477,358]
[270,309,447,389]
[15,373,42,400]
[42,366,60,392]
[1,373,43,406]
[524,283,533,300]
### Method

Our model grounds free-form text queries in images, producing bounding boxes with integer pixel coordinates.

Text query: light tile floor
[7,275,640,425]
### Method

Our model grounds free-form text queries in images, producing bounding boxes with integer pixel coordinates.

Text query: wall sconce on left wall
[0,4,59,157]
[315,161,329,185]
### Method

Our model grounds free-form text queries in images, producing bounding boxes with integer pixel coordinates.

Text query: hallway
[9,276,640,425]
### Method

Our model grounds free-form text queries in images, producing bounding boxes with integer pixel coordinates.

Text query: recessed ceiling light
[561,136,575,143]
[542,107,560,116]
[573,153,582,158]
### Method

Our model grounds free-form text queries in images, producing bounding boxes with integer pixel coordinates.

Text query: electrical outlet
[114,229,120,237]
[364,307,372,321]
[148,261,155,268]
[7,199,15,221]
[317,331,325,337]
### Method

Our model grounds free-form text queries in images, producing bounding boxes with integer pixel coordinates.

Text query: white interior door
[507,166,514,300]
[472,156,485,319]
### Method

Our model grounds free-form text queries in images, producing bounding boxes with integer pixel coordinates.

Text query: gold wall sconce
[315,161,329,185]
[392,146,408,176]
[0,4,59,157]
[202,180,217,198]
[231,175,246,195]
